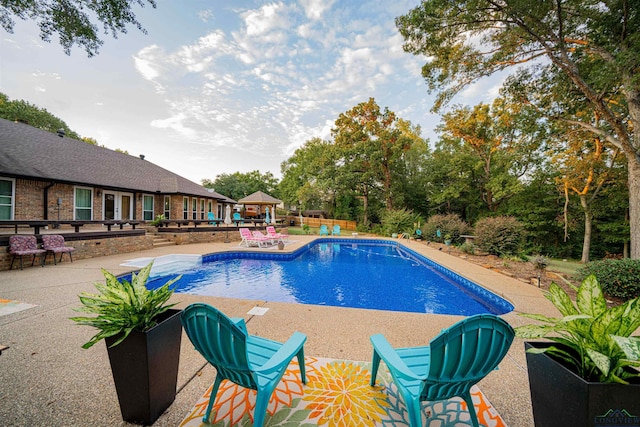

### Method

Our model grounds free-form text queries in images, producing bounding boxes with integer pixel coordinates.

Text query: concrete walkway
[0,235,557,426]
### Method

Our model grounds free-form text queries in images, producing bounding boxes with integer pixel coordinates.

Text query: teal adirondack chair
[319,224,329,236]
[232,212,244,225]
[181,303,307,426]
[207,212,216,225]
[332,225,341,236]
[370,314,514,427]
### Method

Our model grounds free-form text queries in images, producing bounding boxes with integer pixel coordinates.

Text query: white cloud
[133,45,163,80]
[242,3,289,37]
[300,0,336,20]
[198,9,215,23]
[150,113,197,138]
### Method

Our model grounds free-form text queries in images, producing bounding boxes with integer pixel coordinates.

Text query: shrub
[381,208,421,237]
[575,259,640,301]
[459,242,475,254]
[423,214,470,244]
[474,216,525,256]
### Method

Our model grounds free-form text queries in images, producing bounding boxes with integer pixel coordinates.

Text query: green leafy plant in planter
[149,214,165,227]
[71,262,179,348]
[516,275,640,383]
[71,262,183,425]
[515,275,640,427]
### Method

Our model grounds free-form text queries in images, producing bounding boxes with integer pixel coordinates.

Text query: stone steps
[148,229,175,247]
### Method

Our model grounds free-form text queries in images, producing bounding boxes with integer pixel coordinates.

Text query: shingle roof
[0,118,235,202]
[238,191,282,204]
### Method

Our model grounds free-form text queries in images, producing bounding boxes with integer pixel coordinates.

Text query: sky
[0,0,503,185]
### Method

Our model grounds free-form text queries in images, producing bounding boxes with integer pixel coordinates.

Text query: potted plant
[515,275,640,427]
[150,214,165,227]
[71,262,182,425]
[444,234,452,245]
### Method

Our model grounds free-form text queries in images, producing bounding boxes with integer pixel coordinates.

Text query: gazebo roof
[238,191,281,205]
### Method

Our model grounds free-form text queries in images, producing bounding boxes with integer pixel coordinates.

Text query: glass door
[103,191,133,220]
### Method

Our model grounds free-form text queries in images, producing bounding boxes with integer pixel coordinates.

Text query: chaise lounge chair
[238,227,270,247]
[266,226,287,243]
[370,314,514,427]
[252,230,277,246]
[181,303,307,427]
[42,234,75,265]
[9,235,46,270]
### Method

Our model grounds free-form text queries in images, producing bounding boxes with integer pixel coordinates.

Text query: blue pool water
[144,239,513,315]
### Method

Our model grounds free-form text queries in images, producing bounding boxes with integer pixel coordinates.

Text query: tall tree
[279,137,337,212]
[202,171,278,202]
[397,0,640,258]
[0,92,80,138]
[553,131,621,263]
[332,98,408,223]
[437,100,538,213]
[1,0,156,56]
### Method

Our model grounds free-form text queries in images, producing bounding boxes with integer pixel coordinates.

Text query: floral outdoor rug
[0,298,37,317]
[179,357,507,427]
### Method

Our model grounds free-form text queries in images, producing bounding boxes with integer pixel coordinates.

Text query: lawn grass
[546,258,582,276]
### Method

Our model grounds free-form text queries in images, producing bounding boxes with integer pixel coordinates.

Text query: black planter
[105,308,182,425]
[525,342,640,427]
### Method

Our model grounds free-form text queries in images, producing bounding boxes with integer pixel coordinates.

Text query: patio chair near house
[42,234,75,265]
[331,225,341,236]
[370,314,515,427]
[238,227,270,247]
[233,212,244,225]
[319,224,329,236]
[9,235,46,270]
[207,212,217,226]
[181,303,307,427]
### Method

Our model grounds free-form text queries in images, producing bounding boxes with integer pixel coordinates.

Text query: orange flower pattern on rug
[179,357,508,427]
[303,360,389,426]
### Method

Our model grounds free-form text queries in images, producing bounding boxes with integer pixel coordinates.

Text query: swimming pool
[139,239,513,315]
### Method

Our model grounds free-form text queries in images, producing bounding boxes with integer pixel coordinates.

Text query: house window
[0,178,15,220]
[208,201,213,214]
[192,197,197,220]
[74,187,93,220]
[164,196,170,219]
[183,197,189,220]
[142,195,154,221]
[200,199,205,219]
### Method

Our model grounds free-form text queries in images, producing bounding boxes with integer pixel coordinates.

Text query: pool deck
[0,235,558,426]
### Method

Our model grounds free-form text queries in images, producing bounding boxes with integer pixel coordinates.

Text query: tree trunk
[580,195,592,264]
[362,185,369,226]
[629,157,640,259]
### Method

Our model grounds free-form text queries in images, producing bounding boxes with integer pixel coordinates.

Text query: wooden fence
[285,216,357,231]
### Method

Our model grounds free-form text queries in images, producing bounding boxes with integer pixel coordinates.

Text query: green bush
[474,216,525,256]
[459,242,475,254]
[575,259,640,301]
[381,208,421,236]
[423,214,470,244]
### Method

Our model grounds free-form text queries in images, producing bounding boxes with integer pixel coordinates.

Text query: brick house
[0,118,235,224]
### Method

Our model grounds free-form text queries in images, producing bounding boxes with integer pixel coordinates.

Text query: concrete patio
[0,235,557,426]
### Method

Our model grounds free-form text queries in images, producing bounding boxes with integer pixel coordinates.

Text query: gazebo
[237,191,282,223]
